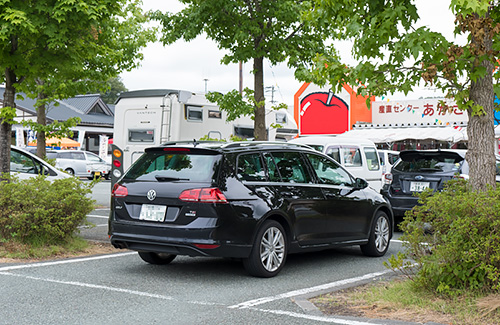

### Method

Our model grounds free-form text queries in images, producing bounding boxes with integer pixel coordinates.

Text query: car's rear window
[125,152,220,182]
[394,154,463,173]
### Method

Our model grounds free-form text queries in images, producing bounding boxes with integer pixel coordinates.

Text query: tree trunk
[253,56,267,140]
[0,68,16,176]
[465,14,496,192]
[36,81,47,159]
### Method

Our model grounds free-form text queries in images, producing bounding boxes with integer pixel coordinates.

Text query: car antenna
[193,139,198,147]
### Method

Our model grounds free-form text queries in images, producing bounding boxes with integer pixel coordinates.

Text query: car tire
[243,220,287,278]
[65,168,75,176]
[361,211,391,257]
[138,252,177,265]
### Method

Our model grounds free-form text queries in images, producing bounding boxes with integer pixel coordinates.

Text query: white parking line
[0,252,395,324]
[228,269,392,309]
[250,307,381,325]
[0,252,136,272]
[86,215,108,219]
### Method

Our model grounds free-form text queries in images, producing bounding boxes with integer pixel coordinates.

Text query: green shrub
[387,179,500,295]
[0,174,96,245]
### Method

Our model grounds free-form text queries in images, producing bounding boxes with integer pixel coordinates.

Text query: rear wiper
[155,176,189,182]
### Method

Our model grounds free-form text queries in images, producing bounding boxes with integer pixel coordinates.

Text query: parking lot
[0,180,409,325]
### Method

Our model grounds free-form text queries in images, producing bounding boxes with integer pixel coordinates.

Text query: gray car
[45,150,111,179]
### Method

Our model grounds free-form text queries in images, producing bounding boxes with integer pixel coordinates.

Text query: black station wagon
[109,141,393,277]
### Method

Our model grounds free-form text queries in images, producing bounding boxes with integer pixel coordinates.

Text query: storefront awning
[337,126,468,144]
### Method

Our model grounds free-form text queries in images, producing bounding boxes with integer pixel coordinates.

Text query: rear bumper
[380,190,419,217]
[109,220,252,258]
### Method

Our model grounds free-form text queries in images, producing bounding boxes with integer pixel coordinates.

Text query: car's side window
[364,147,380,171]
[237,153,266,181]
[87,153,101,162]
[269,151,311,183]
[306,153,354,186]
[342,147,362,167]
[325,146,341,163]
[11,150,37,174]
[264,154,280,182]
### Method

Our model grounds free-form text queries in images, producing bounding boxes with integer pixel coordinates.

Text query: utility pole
[203,78,209,93]
[265,85,276,104]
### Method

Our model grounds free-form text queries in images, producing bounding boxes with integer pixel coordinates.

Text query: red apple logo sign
[300,90,349,135]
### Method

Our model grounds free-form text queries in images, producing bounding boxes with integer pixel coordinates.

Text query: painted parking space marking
[87,215,109,219]
[0,252,136,272]
[228,270,392,309]
[0,271,223,307]
[250,307,381,325]
[0,251,395,324]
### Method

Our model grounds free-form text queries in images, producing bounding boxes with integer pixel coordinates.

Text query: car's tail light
[112,183,128,197]
[383,173,393,185]
[179,187,228,203]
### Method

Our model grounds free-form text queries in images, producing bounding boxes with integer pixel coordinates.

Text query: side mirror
[354,177,368,189]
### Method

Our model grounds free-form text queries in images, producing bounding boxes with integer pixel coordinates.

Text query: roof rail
[161,140,227,147]
[222,141,312,149]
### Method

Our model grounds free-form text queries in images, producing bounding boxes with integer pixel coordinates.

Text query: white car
[10,146,70,180]
[44,150,111,179]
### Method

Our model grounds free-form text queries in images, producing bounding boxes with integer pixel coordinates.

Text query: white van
[378,149,400,184]
[289,136,383,191]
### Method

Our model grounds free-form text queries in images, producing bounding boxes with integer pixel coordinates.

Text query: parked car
[289,136,383,191]
[46,150,111,179]
[109,141,393,277]
[381,149,500,218]
[10,146,70,180]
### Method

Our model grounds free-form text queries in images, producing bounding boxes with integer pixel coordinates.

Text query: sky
[119,0,465,107]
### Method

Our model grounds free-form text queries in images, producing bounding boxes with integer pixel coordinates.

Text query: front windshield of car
[394,155,463,172]
[124,151,220,182]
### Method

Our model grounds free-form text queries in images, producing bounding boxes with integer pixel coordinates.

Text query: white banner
[15,128,25,147]
[99,135,109,159]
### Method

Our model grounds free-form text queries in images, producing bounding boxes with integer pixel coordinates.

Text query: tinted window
[268,151,311,183]
[187,106,203,121]
[306,153,354,186]
[237,153,266,181]
[129,130,154,142]
[394,155,462,172]
[364,147,380,171]
[125,152,220,182]
[342,147,362,167]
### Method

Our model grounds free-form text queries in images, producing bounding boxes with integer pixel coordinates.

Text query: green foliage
[99,77,128,104]
[387,180,500,295]
[206,88,255,122]
[153,0,331,138]
[0,175,96,245]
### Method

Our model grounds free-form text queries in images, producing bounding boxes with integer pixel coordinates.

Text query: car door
[304,152,373,242]
[264,151,327,245]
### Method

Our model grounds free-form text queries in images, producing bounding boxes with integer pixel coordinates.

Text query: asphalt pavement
[68,180,441,325]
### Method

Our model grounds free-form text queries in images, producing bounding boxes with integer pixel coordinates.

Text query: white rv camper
[111,89,297,183]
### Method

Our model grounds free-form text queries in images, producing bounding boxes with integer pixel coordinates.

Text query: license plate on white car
[139,204,167,222]
[410,181,430,192]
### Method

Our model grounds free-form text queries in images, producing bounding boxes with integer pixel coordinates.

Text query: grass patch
[310,278,500,325]
[0,236,92,260]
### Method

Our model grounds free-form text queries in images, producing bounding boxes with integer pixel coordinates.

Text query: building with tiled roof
[1,87,113,153]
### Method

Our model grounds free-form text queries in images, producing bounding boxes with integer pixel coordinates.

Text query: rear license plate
[139,204,167,222]
[410,181,430,192]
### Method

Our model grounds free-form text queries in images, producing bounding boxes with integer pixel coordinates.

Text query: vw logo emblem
[147,189,157,201]
[415,175,424,181]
